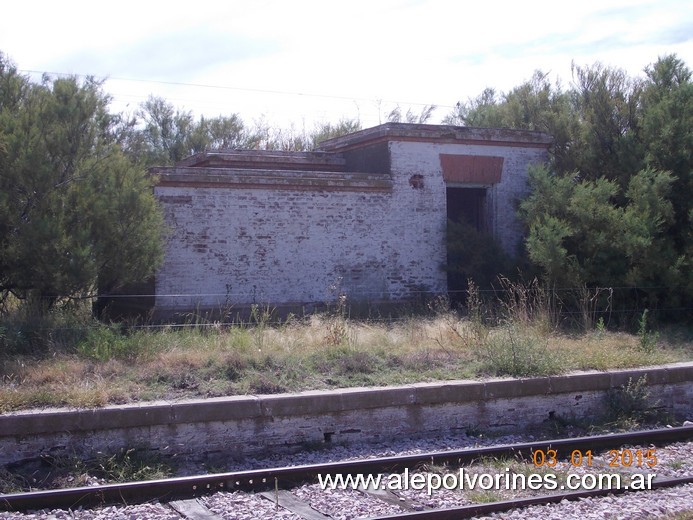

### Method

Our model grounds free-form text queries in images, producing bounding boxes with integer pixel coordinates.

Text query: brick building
[117,123,551,319]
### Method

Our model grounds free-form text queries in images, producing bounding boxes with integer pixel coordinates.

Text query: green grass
[0,309,690,412]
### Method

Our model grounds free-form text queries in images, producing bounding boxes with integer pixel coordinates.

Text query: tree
[448,55,692,315]
[640,55,692,258]
[0,54,163,308]
[519,165,681,308]
[245,117,362,151]
[443,74,579,173]
[309,118,362,147]
[444,63,644,184]
[442,88,505,127]
[130,96,249,166]
[569,62,644,188]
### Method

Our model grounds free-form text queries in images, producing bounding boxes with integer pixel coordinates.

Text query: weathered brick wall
[389,141,548,256]
[155,184,415,312]
[152,127,549,314]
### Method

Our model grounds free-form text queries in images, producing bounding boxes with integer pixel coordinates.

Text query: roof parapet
[176,149,346,172]
[317,122,553,151]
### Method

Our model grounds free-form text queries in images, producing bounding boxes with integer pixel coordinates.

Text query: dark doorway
[446,187,486,230]
[445,187,488,303]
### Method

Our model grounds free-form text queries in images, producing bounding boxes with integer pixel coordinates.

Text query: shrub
[76,325,141,362]
[474,326,561,377]
[605,375,663,425]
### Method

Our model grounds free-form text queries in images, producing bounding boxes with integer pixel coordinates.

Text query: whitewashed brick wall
[152,128,549,314]
[390,141,548,255]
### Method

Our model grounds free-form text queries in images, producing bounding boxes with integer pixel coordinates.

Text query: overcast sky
[2,0,691,130]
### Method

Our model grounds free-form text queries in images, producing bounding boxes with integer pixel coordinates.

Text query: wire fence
[2,285,690,331]
[85,285,693,329]
[53,285,682,299]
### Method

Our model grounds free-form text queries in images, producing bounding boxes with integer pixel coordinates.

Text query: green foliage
[12,448,174,490]
[443,87,505,127]
[448,55,692,319]
[445,220,514,290]
[90,448,173,482]
[246,117,362,151]
[0,53,163,313]
[386,104,436,124]
[640,56,692,289]
[595,316,605,332]
[605,376,661,425]
[76,325,138,362]
[443,72,579,173]
[309,118,362,147]
[569,62,644,187]
[128,96,251,166]
[0,301,94,354]
[519,165,683,309]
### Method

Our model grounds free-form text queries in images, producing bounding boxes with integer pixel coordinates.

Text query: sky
[2,0,692,131]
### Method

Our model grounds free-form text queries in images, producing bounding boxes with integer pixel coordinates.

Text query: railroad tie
[260,489,332,520]
[168,499,224,520]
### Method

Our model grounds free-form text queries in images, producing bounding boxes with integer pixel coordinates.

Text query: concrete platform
[1,362,691,465]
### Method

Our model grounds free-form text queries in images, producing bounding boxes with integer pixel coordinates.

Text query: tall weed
[637,309,660,353]
[495,276,556,333]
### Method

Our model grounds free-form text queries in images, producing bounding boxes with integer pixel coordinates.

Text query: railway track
[2,425,692,519]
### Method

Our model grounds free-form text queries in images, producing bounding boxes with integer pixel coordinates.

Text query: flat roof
[317,122,553,151]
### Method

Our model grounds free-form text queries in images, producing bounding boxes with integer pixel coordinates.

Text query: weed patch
[246,373,287,394]
[0,308,689,411]
[473,326,562,377]
[605,375,663,426]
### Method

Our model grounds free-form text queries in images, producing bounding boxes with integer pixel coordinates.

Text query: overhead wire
[17,68,458,119]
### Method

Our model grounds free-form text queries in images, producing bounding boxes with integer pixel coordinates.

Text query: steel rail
[1,425,692,513]
[370,475,693,519]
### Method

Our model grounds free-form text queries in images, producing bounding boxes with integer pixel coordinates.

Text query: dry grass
[555,332,676,370]
[0,314,690,412]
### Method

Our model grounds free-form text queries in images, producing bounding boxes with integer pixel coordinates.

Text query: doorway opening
[445,186,490,301]
[446,187,486,230]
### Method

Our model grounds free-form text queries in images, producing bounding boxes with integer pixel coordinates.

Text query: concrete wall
[1,363,691,466]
